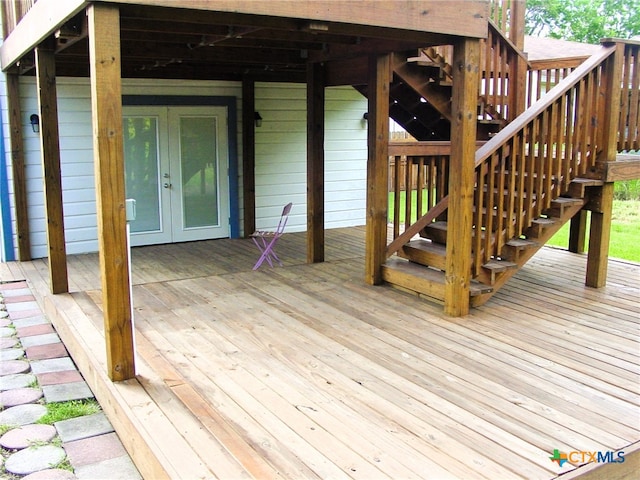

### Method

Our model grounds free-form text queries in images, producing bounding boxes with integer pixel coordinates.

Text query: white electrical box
[125,198,136,222]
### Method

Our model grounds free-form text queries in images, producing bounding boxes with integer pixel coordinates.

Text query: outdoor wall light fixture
[254,111,263,128]
[362,112,368,127]
[30,114,40,133]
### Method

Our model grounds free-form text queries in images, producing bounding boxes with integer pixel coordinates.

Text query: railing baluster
[393,155,401,238]
[404,158,413,229]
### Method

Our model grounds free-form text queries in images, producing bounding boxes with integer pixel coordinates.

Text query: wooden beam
[444,38,479,317]
[365,54,390,285]
[104,0,489,39]
[307,62,325,263]
[6,73,31,260]
[242,78,256,237]
[568,210,587,254]
[595,155,640,182]
[1,0,86,71]
[35,43,68,294]
[88,3,135,381]
[586,42,624,288]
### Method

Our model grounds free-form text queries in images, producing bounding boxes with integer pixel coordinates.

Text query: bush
[614,180,640,201]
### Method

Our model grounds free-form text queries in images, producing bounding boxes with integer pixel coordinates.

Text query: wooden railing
[618,40,640,152]
[489,0,513,40]
[471,43,620,274]
[387,40,633,281]
[480,20,529,123]
[387,143,450,239]
[526,64,578,108]
[1,0,35,38]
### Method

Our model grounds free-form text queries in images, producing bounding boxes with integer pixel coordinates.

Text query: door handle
[163,183,172,189]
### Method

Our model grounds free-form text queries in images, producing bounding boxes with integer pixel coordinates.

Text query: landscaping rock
[0,424,57,449]
[23,468,77,480]
[0,387,43,408]
[4,444,66,475]
[0,373,37,391]
[0,359,30,375]
[0,404,47,426]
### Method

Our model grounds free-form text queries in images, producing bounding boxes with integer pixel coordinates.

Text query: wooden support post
[365,54,390,285]
[307,62,325,263]
[35,43,68,294]
[444,38,479,316]
[586,42,624,288]
[88,3,135,381]
[569,210,587,254]
[242,78,256,237]
[6,73,31,260]
[510,0,526,50]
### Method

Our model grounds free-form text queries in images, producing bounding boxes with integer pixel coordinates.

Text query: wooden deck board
[2,227,638,480]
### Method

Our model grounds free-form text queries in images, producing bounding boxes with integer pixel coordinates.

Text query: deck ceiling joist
[4,1,475,84]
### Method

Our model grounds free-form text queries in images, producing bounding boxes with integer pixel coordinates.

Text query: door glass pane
[180,116,219,228]
[123,116,161,233]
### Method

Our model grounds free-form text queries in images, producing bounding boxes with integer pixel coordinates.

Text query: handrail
[475,45,616,166]
[487,19,530,65]
[386,40,630,278]
[468,41,620,273]
[479,20,529,123]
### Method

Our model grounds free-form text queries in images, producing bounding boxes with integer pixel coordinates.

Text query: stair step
[502,238,539,264]
[406,56,439,68]
[526,217,558,238]
[506,238,538,248]
[382,258,492,300]
[421,221,448,244]
[568,177,604,198]
[479,258,518,285]
[400,239,446,270]
[503,238,538,262]
[547,197,585,218]
[482,259,518,273]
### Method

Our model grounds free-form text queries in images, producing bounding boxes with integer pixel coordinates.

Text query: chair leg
[252,235,282,270]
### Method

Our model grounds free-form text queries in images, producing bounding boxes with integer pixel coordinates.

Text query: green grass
[614,179,640,201]
[35,399,101,425]
[546,199,640,262]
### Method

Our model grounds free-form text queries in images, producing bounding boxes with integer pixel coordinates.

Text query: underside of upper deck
[2,0,488,83]
[2,228,638,479]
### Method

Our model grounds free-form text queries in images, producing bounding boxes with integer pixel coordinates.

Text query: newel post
[365,53,390,285]
[444,38,480,317]
[585,41,625,288]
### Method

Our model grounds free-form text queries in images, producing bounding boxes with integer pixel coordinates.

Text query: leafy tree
[525,0,640,44]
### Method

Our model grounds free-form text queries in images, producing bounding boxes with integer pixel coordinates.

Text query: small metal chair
[250,203,292,270]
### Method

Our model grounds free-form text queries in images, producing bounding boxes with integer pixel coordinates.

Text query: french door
[123,106,229,246]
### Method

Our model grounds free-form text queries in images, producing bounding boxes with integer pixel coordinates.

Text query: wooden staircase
[358,19,525,142]
[383,178,601,307]
[381,37,639,313]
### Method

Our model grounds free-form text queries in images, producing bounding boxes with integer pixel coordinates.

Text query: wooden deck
[1,227,639,479]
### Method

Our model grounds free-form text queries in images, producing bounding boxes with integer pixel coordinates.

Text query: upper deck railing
[1,0,36,39]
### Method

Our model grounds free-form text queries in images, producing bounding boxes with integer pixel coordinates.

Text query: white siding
[254,82,367,231]
[1,76,367,259]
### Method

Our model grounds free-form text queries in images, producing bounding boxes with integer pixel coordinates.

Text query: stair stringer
[470,198,588,307]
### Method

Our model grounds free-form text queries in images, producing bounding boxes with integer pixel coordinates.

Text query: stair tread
[532,217,556,225]
[552,197,584,204]
[404,239,447,255]
[482,259,518,272]
[506,238,537,248]
[571,177,604,186]
[383,258,492,295]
